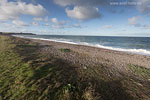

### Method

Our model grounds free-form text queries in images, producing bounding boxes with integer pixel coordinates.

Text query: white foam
[95,44,150,56]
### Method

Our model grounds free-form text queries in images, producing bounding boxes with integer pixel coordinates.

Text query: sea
[14,35,150,56]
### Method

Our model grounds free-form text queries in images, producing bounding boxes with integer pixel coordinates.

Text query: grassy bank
[0,35,150,100]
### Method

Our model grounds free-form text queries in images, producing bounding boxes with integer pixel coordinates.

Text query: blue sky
[0,0,150,36]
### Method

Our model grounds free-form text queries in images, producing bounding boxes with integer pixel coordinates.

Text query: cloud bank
[0,0,47,21]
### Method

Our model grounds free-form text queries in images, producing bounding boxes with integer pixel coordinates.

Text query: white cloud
[54,0,105,20]
[12,20,29,26]
[137,0,150,14]
[51,18,58,24]
[51,18,66,29]
[128,16,150,29]
[128,16,141,26]
[65,6,101,20]
[0,0,47,21]
[103,25,112,29]
[51,18,81,28]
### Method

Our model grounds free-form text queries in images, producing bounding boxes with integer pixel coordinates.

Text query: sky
[0,0,150,36]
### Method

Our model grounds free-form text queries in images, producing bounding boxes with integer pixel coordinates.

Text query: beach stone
[135,82,143,87]
[83,66,87,69]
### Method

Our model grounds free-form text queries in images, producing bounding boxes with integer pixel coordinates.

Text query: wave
[95,44,150,56]
[13,35,150,56]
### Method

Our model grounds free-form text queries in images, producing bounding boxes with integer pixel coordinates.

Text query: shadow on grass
[89,78,134,100]
[12,37,134,100]
[25,58,134,99]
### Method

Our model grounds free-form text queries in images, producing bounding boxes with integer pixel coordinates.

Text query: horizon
[2,31,150,37]
[0,0,150,36]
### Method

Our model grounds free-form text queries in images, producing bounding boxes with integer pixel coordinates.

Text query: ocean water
[15,35,150,56]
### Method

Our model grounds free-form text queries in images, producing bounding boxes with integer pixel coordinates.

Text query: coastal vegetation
[0,35,150,100]
[129,64,150,79]
[59,48,71,52]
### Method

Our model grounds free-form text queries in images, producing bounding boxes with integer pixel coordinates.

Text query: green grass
[0,36,82,100]
[0,35,150,100]
[0,36,34,100]
[129,64,150,78]
[59,48,71,52]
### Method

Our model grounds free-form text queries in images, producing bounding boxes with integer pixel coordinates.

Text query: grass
[59,48,71,52]
[0,36,34,100]
[0,35,150,100]
[129,64,150,79]
[0,36,82,100]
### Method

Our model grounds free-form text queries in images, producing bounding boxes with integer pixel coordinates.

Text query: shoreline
[14,35,150,69]
[1,35,150,100]
[13,35,150,56]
